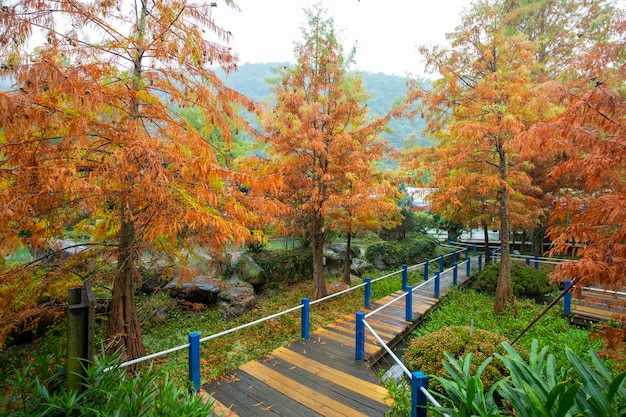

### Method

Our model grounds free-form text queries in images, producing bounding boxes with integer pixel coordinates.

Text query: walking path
[202,258,476,416]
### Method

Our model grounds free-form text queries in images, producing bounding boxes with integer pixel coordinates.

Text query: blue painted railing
[110,242,483,417]
[355,244,476,417]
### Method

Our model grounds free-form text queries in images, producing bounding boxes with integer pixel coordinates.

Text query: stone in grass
[164,276,222,304]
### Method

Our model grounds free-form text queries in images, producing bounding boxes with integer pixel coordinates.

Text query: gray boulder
[219,283,256,318]
[350,258,371,276]
[164,276,221,304]
[238,254,266,286]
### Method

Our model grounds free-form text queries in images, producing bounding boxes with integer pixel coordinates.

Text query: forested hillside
[215,62,432,150]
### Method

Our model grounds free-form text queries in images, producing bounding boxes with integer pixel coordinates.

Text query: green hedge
[365,235,438,270]
[473,263,558,296]
[250,247,313,286]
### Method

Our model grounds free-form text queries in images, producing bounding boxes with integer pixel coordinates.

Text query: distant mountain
[215,63,433,150]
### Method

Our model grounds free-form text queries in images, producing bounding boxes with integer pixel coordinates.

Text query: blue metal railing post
[434,271,440,298]
[452,251,456,265]
[466,257,471,277]
[465,245,469,260]
[473,244,477,256]
[188,332,201,393]
[564,280,571,315]
[489,250,493,263]
[402,264,408,289]
[405,286,413,321]
[478,254,483,271]
[364,278,371,310]
[534,254,539,270]
[453,263,458,285]
[412,371,428,417]
[301,298,310,340]
[526,257,530,266]
[355,312,365,361]
[424,258,429,281]
[439,254,444,272]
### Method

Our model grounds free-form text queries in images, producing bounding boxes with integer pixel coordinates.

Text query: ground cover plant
[2,349,215,417]
[382,287,612,416]
[0,258,431,411]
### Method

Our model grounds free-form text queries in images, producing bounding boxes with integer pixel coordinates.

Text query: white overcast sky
[214,0,470,77]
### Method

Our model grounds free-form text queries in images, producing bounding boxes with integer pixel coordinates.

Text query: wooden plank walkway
[570,287,626,324]
[203,258,476,416]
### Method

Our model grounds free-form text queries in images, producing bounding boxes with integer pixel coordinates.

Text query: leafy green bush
[250,247,313,285]
[473,263,558,296]
[404,326,512,390]
[430,340,626,417]
[365,241,402,270]
[365,235,438,270]
[397,235,438,264]
[2,349,214,416]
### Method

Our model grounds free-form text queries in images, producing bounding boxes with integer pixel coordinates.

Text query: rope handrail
[363,319,411,377]
[199,304,304,343]
[573,285,626,298]
[111,254,448,370]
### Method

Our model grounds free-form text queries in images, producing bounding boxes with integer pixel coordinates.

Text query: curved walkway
[203,259,475,416]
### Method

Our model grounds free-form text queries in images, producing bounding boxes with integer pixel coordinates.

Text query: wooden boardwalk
[202,259,475,416]
[570,287,626,324]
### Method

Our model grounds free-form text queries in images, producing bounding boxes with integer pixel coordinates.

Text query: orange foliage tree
[405,0,559,314]
[0,0,271,360]
[503,0,623,255]
[327,175,400,286]
[530,15,625,361]
[259,5,401,299]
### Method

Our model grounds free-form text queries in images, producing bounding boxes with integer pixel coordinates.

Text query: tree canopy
[257,4,401,299]
[0,0,277,359]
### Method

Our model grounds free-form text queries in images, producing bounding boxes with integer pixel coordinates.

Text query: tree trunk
[494,144,515,315]
[310,219,327,299]
[482,222,490,264]
[531,224,546,257]
[105,214,145,362]
[520,230,527,255]
[342,232,352,285]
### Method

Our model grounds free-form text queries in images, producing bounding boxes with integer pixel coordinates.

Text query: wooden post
[402,264,408,289]
[301,298,310,340]
[67,279,95,393]
[405,286,413,321]
[355,312,365,361]
[188,332,200,392]
[412,371,428,417]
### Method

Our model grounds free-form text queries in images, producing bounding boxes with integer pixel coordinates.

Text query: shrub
[397,235,438,264]
[473,263,558,296]
[430,340,626,417]
[2,349,214,416]
[404,326,513,390]
[250,247,313,286]
[365,241,402,270]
